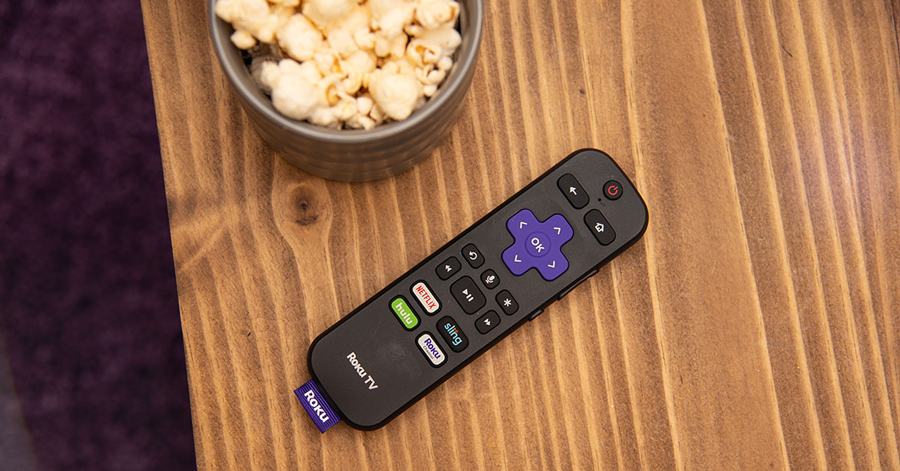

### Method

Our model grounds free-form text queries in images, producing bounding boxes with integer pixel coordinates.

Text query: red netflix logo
[412,282,439,313]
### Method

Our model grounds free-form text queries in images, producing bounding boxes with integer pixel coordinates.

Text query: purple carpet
[0,1,195,469]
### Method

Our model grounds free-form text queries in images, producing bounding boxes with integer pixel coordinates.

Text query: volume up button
[557,269,599,300]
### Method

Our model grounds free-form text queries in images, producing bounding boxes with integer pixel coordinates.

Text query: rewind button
[436,256,461,280]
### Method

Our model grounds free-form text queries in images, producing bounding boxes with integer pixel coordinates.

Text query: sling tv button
[437,316,468,352]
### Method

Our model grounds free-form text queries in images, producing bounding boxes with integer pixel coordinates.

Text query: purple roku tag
[295,380,340,433]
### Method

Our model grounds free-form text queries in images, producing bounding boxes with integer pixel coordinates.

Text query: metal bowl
[209,1,484,182]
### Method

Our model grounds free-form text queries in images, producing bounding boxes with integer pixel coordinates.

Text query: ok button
[525,232,551,258]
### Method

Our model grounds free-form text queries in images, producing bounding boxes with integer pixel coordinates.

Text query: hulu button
[390,296,419,331]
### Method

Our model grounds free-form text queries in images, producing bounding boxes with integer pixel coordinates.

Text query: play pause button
[475,311,500,334]
[450,276,486,314]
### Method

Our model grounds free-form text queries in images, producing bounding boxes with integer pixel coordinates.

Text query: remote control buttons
[436,257,461,280]
[462,244,484,268]
[450,276,486,314]
[584,210,616,245]
[502,209,574,281]
[416,333,446,367]
[390,296,419,330]
[603,180,623,200]
[558,173,589,209]
[525,231,552,258]
[558,269,599,300]
[475,311,500,334]
[437,316,469,352]
[496,290,519,315]
[411,281,440,314]
[481,269,500,289]
[506,208,540,239]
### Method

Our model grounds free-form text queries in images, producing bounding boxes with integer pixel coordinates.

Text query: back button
[558,174,589,209]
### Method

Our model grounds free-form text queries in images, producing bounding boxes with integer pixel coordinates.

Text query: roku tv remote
[307,149,648,430]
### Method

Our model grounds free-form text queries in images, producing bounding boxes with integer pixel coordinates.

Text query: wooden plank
[893,0,900,61]
[141,0,900,469]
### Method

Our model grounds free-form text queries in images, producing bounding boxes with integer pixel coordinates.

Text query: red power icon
[604,181,623,200]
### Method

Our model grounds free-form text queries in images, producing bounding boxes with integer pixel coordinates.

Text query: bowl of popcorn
[209,0,483,181]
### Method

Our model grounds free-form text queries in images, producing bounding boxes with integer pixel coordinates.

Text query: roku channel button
[411,281,440,314]
[390,296,419,330]
[416,332,446,367]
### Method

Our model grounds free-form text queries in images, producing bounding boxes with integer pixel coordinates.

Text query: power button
[603,180,622,200]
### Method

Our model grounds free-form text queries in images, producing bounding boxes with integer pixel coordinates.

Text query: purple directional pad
[502,209,574,281]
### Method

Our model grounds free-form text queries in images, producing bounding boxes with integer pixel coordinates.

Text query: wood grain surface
[141,0,900,469]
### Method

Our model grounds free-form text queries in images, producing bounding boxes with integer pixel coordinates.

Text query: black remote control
[307,149,648,430]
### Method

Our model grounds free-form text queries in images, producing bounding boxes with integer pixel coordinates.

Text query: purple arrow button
[536,254,569,281]
[507,209,540,239]
[502,209,574,281]
[544,214,574,244]
[502,245,530,276]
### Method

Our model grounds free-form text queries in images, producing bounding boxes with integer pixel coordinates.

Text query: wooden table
[142,0,900,469]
